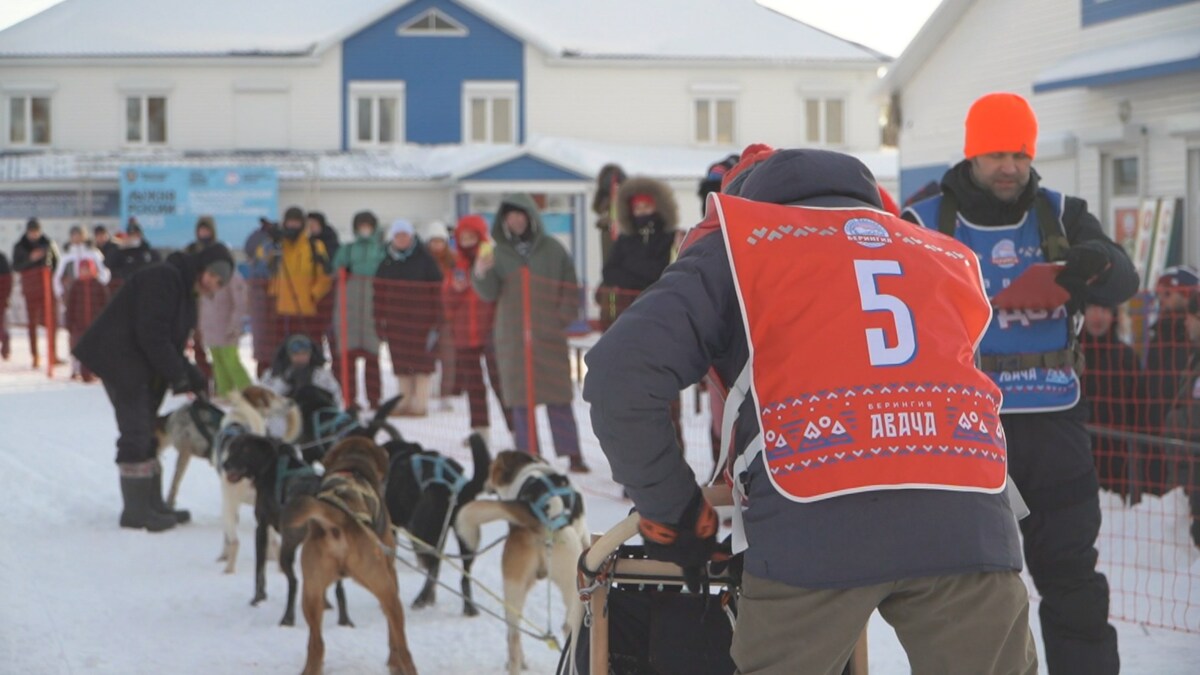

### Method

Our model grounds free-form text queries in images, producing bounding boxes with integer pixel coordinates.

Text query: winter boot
[407,373,431,417]
[391,375,415,416]
[118,461,176,532]
[150,462,191,524]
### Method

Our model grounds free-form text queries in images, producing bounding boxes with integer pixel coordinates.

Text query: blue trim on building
[899,163,950,206]
[1033,54,1200,93]
[341,0,525,148]
[460,155,590,181]
[1081,0,1198,26]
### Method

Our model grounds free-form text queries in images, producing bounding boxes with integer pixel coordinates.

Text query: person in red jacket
[445,215,510,439]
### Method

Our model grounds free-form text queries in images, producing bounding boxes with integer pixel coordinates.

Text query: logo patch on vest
[843,218,891,249]
[991,239,1019,268]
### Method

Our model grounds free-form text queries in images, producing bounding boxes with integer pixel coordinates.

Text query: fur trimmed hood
[616,177,678,235]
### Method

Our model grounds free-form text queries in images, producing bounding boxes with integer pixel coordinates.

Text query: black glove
[171,362,208,397]
[639,489,720,593]
[1056,245,1111,307]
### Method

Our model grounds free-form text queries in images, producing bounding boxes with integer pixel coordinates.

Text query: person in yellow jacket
[263,206,332,358]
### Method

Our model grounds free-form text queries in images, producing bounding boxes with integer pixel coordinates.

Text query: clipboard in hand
[991,262,1069,311]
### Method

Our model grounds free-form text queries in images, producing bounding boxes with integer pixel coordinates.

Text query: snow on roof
[0,0,886,62]
[0,137,897,184]
[1033,27,1200,92]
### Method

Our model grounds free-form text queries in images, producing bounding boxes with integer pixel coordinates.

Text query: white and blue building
[0,0,896,288]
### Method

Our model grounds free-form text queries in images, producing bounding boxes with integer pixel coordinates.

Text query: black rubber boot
[118,466,176,532]
[150,464,191,524]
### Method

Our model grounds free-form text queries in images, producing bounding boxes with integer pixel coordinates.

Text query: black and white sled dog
[383,433,491,615]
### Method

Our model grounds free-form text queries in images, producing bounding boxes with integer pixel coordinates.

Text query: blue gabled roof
[459,153,589,181]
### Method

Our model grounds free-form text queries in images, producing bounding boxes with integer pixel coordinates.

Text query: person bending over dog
[74,243,234,532]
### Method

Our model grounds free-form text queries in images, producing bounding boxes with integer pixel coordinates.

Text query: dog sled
[563,486,868,675]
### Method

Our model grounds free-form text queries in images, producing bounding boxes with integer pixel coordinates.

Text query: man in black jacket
[903,93,1137,675]
[11,218,61,367]
[74,244,234,532]
[106,221,161,286]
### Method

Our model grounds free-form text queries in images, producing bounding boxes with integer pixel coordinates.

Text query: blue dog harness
[515,471,579,534]
[409,453,469,495]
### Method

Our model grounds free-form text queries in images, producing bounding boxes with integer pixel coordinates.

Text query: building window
[7,95,51,145]
[694,98,735,145]
[463,81,517,144]
[126,95,167,144]
[398,8,468,36]
[805,97,845,145]
[349,82,405,147]
[1113,156,1139,196]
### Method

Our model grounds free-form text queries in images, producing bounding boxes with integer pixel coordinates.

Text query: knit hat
[388,219,415,239]
[721,143,777,195]
[25,217,41,232]
[286,334,314,354]
[69,224,84,238]
[282,206,305,224]
[93,224,108,235]
[195,243,234,285]
[1157,265,1200,290]
[629,194,656,210]
[352,210,378,230]
[126,222,144,237]
[455,214,489,241]
[964,93,1038,159]
[422,220,450,241]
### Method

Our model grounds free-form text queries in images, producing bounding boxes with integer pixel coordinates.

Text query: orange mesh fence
[1084,293,1200,632]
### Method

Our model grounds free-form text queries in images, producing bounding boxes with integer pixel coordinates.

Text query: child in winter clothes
[199,266,251,398]
[445,215,511,440]
[54,225,111,381]
[262,333,344,410]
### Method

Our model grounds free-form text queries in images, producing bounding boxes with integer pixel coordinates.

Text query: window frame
[802,94,848,147]
[689,84,741,147]
[397,8,469,37]
[5,93,53,147]
[348,81,407,148]
[461,81,519,145]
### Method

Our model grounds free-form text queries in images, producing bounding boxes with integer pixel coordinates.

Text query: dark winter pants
[1003,411,1120,675]
[103,379,168,464]
[511,403,580,458]
[456,344,510,430]
[339,348,382,409]
[24,290,55,360]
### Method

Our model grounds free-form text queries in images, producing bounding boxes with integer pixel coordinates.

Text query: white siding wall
[0,51,343,152]
[525,47,884,152]
[896,0,1200,259]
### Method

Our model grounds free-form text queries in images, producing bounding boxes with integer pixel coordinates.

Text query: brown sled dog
[282,437,417,675]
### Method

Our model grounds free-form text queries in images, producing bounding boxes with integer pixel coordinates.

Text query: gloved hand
[639,489,720,593]
[1056,245,1111,307]
[171,362,208,397]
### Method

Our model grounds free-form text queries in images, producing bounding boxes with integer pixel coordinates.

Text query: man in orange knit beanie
[903,92,1137,675]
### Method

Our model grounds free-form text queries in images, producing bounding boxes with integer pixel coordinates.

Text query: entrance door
[1189,149,1200,267]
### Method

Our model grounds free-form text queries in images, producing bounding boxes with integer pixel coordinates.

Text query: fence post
[337,267,351,408]
[521,267,539,455]
[43,266,55,378]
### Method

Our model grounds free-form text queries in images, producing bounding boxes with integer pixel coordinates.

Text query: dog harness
[185,400,226,458]
[410,452,469,495]
[273,450,318,507]
[497,463,580,533]
[317,471,389,540]
[713,193,1008,503]
[212,423,247,469]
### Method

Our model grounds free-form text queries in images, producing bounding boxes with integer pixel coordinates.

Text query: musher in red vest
[903,93,1135,675]
[586,147,1037,674]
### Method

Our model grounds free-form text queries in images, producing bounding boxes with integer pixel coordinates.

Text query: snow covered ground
[1,330,1198,674]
